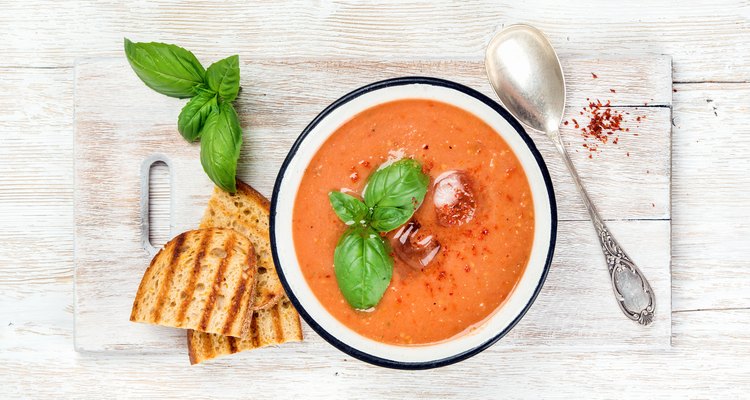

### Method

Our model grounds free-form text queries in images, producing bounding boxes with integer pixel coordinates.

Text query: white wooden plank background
[73,57,671,352]
[1,1,750,398]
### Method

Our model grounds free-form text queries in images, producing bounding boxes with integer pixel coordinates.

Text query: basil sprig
[123,39,206,98]
[124,39,243,193]
[177,89,218,142]
[200,103,243,193]
[206,55,240,102]
[333,226,394,310]
[328,159,429,309]
[364,158,429,232]
[328,191,369,226]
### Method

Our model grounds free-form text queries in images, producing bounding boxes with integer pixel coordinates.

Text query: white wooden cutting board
[74,56,672,354]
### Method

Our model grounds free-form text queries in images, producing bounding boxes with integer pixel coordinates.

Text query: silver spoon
[485,24,655,325]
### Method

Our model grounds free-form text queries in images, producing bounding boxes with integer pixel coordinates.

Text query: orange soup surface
[293,99,534,345]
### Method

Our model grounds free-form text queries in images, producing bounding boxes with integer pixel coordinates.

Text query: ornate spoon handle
[551,131,656,325]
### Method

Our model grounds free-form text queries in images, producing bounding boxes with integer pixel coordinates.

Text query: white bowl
[271,77,557,369]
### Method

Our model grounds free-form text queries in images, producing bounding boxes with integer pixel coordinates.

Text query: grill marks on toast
[151,233,186,323]
[271,305,282,339]
[130,228,258,339]
[176,232,212,323]
[184,181,303,364]
[200,181,283,310]
[250,312,260,348]
[198,234,236,332]
[186,298,303,365]
[221,245,254,335]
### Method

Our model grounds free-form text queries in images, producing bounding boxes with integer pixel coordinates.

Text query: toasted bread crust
[237,179,271,213]
[186,298,303,365]
[200,180,282,310]
[187,180,302,364]
[187,330,198,365]
[130,228,257,339]
[147,233,186,323]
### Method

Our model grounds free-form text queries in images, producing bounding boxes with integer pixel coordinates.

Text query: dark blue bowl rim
[270,76,557,370]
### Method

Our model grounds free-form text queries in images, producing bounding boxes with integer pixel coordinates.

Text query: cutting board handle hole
[141,155,173,255]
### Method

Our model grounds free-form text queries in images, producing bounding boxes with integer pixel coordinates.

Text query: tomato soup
[292,99,534,345]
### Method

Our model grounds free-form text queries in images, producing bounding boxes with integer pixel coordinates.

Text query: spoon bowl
[485,25,566,134]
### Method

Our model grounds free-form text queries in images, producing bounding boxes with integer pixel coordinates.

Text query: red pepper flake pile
[564,98,643,158]
[583,99,623,155]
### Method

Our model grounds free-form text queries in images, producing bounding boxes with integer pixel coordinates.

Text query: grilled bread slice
[187,180,303,364]
[200,180,282,310]
[130,228,257,339]
[187,297,303,364]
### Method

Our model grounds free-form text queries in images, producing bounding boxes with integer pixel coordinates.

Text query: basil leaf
[206,55,240,102]
[369,206,413,232]
[199,103,242,193]
[123,39,206,98]
[328,191,368,226]
[177,89,218,142]
[363,158,429,232]
[364,158,429,208]
[333,226,393,309]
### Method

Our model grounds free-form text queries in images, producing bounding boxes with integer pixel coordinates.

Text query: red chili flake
[464,265,471,272]
[570,97,630,155]
[436,187,476,227]
[437,271,447,280]
[481,228,489,235]
[592,72,598,79]
[610,89,616,93]
[563,120,569,126]
[358,160,370,168]
[627,152,630,157]
[572,118,580,128]
[422,144,429,150]
[636,116,641,122]
[349,172,359,182]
